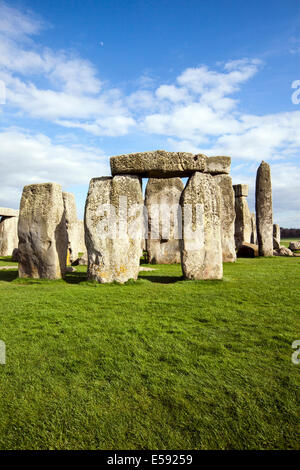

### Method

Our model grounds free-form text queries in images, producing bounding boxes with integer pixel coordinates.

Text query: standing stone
[145,178,184,264]
[233,184,252,250]
[214,175,236,263]
[84,175,143,283]
[273,223,280,249]
[63,192,79,264]
[0,215,18,256]
[180,172,223,280]
[77,220,87,255]
[256,161,273,256]
[250,213,258,245]
[18,183,68,279]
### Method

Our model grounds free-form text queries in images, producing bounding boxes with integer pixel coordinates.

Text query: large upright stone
[250,213,258,245]
[256,161,273,256]
[77,220,87,254]
[63,192,79,264]
[273,223,280,249]
[233,184,252,250]
[214,174,236,263]
[18,183,68,279]
[145,177,184,264]
[0,216,18,256]
[84,175,143,283]
[180,172,223,280]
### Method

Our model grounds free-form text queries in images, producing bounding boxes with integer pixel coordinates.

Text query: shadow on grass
[139,275,183,284]
[64,272,88,284]
[0,270,18,282]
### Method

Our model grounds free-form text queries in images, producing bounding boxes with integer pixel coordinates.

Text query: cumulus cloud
[0,128,109,209]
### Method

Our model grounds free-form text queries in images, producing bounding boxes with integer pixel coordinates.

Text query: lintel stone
[110,150,207,178]
[233,184,249,198]
[0,207,19,217]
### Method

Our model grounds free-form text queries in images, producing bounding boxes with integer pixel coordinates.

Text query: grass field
[0,249,299,450]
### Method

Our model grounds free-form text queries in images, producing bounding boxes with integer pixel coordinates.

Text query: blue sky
[0,0,299,226]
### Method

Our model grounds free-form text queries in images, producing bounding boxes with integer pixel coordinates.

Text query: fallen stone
[65,266,76,272]
[237,243,259,258]
[256,161,273,256]
[180,172,223,280]
[274,246,294,257]
[18,183,68,279]
[85,175,143,283]
[214,174,236,263]
[72,256,87,266]
[139,266,156,272]
[145,177,184,264]
[110,150,207,177]
[289,241,300,251]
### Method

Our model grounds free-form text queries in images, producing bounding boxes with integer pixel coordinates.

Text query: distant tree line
[281,228,300,238]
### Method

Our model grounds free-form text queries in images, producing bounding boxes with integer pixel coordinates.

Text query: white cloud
[0,2,43,38]
[155,85,189,103]
[0,128,109,209]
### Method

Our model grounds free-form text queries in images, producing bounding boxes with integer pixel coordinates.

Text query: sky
[0,0,299,226]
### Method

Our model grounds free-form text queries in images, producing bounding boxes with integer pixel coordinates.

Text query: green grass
[0,256,18,267]
[0,256,299,450]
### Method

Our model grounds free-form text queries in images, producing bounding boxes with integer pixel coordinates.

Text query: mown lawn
[0,254,299,450]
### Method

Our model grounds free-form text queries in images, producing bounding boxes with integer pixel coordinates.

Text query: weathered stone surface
[18,183,68,279]
[273,224,280,241]
[0,207,19,217]
[84,175,143,283]
[180,172,223,280]
[214,174,236,263]
[63,192,79,264]
[256,161,273,256]
[274,246,294,257]
[233,184,249,198]
[289,241,300,251]
[110,150,207,177]
[273,223,280,249]
[145,177,184,264]
[237,242,259,258]
[0,216,18,256]
[205,156,231,175]
[250,213,258,245]
[12,248,19,262]
[77,220,87,255]
[234,187,252,250]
